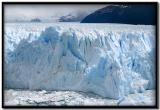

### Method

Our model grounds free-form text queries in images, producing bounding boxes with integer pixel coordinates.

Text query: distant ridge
[30,18,41,22]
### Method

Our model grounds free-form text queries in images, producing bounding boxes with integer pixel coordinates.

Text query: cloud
[4,4,107,22]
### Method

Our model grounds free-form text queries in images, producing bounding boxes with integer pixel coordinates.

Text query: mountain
[58,13,86,22]
[30,18,41,22]
[81,5,156,25]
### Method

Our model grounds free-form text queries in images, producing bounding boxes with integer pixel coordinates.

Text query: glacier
[4,23,155,100]
[4,89,155,106]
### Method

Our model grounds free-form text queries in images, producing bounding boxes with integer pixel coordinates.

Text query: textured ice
[4,89,155,106]
[4,23,155,99]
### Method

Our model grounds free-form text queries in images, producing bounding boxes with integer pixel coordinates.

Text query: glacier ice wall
[4,23,155,99]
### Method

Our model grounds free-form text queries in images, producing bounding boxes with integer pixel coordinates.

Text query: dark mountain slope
[81,5,156,25]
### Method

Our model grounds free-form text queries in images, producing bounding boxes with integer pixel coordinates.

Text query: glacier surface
[4,89,155,106]
[4,23,155,99]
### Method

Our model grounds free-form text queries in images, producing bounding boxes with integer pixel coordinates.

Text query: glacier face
[4,23,155,99]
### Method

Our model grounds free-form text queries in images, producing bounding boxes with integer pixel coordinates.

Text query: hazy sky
[4,4,107,22]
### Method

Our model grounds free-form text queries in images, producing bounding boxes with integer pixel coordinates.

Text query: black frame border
[1,2,159,109]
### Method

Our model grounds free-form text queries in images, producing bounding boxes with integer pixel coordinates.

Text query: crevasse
[5,23,155,99]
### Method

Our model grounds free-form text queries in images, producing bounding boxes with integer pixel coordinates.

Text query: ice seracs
[5,23,155,99]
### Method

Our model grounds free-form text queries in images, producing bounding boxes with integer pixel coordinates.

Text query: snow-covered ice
[4,23,155,101]
[4,89,155,106]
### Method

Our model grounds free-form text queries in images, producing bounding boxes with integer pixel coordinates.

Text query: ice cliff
[4,23,155,99]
